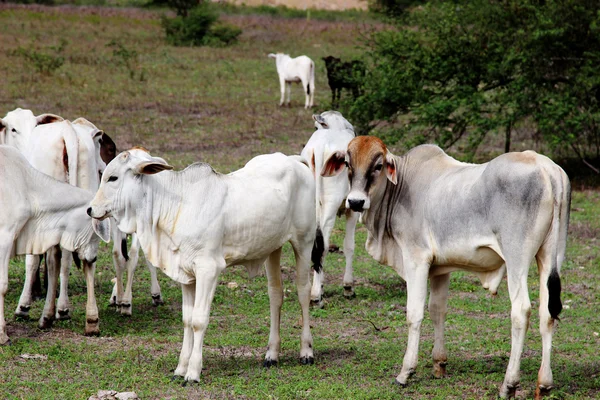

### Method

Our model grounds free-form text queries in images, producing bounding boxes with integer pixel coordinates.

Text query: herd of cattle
[0,107,570,398]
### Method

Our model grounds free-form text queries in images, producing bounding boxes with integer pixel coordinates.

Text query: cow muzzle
[87,206,110,220]
[346,192,370,212]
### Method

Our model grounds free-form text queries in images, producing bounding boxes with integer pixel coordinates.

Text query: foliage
[10,39,67,75]
[148,0,198,17]
[161,2,241,47]
[351,0,600,169]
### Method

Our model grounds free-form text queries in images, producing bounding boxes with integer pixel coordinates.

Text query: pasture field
[1,4,599,399]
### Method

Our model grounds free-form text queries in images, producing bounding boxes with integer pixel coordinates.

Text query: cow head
[0,108,63,150]
[322,56,341,70]
[322,136,397,212]
[88,148,173,234]
[313,110,355,132]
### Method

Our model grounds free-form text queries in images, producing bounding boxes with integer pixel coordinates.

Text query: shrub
[162,3,241,47]
[11,39,66,75]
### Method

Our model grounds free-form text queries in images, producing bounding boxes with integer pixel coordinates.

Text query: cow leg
[286,81,292,106]
[342,210,359,298]
[395,261,429,386]
[292,236,315,365]
[120,237,140,316]
[147,260,163,306]
[184,259,224,382]
[174,282,195,379]
[15,255,41,319]
[264,247,283,367]
[109,227,126,308]
[83,260,100,336]
[500,261,531,398]
[429,273,450,378]
[311,202,337,307]
[55,250,73,320]
[39,246,61,329]
[0,245,11,345]
[535,249,560,398]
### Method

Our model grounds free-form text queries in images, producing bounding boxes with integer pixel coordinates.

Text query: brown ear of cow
[136,161,174,175]
[321,150,347,177]
[36,113,64,125]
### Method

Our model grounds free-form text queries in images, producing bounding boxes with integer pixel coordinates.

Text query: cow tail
[307,61,314,96]
[63,123,79,187]
[311,226,324,274]
[547,169,570,321]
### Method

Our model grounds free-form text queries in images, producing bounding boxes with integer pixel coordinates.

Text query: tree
[351,0,600,170]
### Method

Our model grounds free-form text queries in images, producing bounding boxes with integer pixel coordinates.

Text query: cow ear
[100,133,117,164]
[268,53,276,59]
[385,152,398,185]
[321,150,347,177]
[0,119,5,144]
[135,161,174,175]
[36,113,63,125]
[313,114,327,127]
[92,218,111,243]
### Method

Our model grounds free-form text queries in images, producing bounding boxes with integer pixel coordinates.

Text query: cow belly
[431,245,504,275]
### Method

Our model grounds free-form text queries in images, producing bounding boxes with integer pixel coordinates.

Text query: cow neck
[363,153,407,240]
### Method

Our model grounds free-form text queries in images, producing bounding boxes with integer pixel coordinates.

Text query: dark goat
[322,56,365,108]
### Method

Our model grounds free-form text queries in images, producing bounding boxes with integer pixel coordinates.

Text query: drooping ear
[385,152,398,185]
[92,218,111,243]
[133,160,174,175]
[36,113,64,125]
[100,133,117,164]
[321,150,347,177]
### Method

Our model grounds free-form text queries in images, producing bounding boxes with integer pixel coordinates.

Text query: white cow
[89,149,321,382]
[322,136,570,399]
[72,118,164,316]
[301,111,359,306]
[1,109,162,319]
[268,53,315,109]
[0,145,111,344]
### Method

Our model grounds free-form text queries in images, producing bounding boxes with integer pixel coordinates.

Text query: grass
[1,3,599,399]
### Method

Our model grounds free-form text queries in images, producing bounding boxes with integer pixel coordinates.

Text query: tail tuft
[311,227,324,273]
[307,83,311,96]
[121,238,130,262]
[547,269,562,320]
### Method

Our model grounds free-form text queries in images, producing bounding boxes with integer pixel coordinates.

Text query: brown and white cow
[322,136,570,399]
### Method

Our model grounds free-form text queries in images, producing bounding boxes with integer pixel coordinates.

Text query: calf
[301,111,359,306]
[322,56,365,108]
[268,53,315,109]
[323,136,570,399]
[89,149,321,382]
[0,145,110,344]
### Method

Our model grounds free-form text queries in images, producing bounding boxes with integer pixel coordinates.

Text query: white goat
[268,53,315,109]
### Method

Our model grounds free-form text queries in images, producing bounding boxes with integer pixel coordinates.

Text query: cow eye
[374,164,383,172]
[344,161,349,167]
[107,176,118,182]
[11,128,16,133]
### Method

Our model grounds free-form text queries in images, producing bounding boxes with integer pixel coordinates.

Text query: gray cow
[322,136,570,399]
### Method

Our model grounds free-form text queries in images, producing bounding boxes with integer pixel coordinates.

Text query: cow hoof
[171,375,184,383]
[182,378,199,387]
[56,309,71,320]
[393,378,408,388]
[433,361,447,378]
[343,286,356,299]
[263,359,278,368]
[535,384,553,399]
[1,333,11,345]
[14,306,30,320]
[152,294,164,306]
[38,317,54,330]
[300,356,314,365]
[119,304,132,316]
[85,319,100,336]
[310,298,324,309]
[500,383,519,398]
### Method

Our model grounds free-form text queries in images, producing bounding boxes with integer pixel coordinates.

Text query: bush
[11,39,67,75]
[162,3,241,47]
